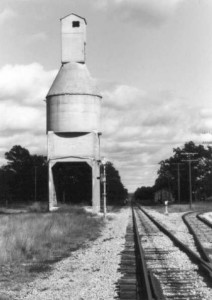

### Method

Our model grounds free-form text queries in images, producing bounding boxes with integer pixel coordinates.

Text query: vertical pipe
[189,161,192,209]
[48,162,52,211]
[103,163,107,218]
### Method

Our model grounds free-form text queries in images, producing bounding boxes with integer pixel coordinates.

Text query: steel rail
[132,205,165,300]
[132,206,153,300]
[137,204,212,278]
[197,212,212,229]
[182,212,211,263]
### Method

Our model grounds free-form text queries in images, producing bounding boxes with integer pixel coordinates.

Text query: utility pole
[171,163,184,204]
[182,153,198,210]
[177,163,181,204]
[34,166,37,202]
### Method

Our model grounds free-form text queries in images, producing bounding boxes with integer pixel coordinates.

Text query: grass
[0,204,105,265]
[146,200,212,214]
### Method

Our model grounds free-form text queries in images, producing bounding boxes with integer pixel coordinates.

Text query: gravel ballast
[1,206,212,299]
[201,212,212,225]
[144,208,201,256]
[135,208,212,299]
[12,207,130,300]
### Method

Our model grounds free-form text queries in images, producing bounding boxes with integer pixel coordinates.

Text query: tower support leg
[48,161,57,211]
[92,160,100,213]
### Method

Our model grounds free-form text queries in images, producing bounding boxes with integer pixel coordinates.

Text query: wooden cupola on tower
[61,13,86,64]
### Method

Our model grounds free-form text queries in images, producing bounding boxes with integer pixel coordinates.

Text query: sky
[0,0,212,192]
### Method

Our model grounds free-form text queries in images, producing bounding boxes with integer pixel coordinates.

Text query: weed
[0,205,104,265]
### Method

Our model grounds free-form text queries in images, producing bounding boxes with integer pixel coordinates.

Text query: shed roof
[47,62,101,98]
[60,13,87,24]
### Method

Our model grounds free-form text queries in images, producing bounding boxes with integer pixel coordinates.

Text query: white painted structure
[46,14,102,212]
[61,14,86,64]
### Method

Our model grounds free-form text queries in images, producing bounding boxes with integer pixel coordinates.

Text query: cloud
[93,0,184,26]
[0,62,211,192]
[101,84,211,191]
[0,63,56,162]
[26,32,47,44]
[0,63,56,106]
[0,8,16,25]
[0,102,45,135]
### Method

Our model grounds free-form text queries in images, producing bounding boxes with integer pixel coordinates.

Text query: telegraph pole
[182,153,198,209]
[177,163,181,203]
[171,163,184,203]
[34,166,37,202]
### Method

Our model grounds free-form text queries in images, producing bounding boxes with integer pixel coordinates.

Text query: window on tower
[72,21,80,28]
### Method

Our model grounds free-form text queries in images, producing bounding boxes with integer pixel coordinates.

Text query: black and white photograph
[0,0,212,299]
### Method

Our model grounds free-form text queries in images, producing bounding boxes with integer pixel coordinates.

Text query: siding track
[128,205,212,300]
[183,212,212,263]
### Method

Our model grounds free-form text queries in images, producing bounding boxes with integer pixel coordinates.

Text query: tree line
[0,145,128,206]
[0,145,48,205]
[134,141,212,204]
[101,162,128,205]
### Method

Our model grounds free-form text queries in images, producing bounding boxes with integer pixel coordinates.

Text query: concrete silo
[46,13,102,212]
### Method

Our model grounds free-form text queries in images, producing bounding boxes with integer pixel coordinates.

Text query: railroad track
[183,212,212,263]
[118,205,212,299]
[118,206,164,300]
[118,215,138,300]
